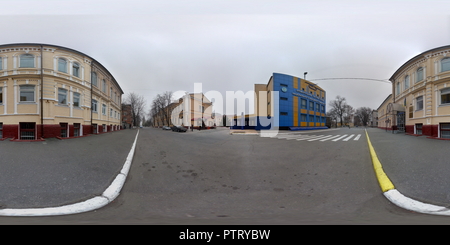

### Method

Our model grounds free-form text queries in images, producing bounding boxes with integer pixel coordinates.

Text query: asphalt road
[1,127,450,224]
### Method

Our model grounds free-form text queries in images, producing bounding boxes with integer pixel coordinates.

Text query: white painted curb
[384,189,450,215]
[0,130,140,217]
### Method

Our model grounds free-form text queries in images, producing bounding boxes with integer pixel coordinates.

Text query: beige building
[153,93,214,129]
[388,45,450,138]
[0,43,123,140]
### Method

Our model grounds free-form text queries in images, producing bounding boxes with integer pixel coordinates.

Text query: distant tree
[355,107,372,127]
[125,92,146,127]
[149,91,174,127]
[328,96,351,127]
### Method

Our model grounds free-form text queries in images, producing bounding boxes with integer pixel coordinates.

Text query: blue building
[233,73,327,131]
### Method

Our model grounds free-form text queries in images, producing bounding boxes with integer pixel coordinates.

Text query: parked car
[162,126,171,130]
[172,126,187,132]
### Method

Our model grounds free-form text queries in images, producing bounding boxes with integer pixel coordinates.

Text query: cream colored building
[0,43,123,140]
[389,45,450,138]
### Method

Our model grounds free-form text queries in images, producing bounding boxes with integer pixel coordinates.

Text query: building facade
[389,45,450,138]
[250,73,327,130]
[152,93,214,129]
[0,43,123,140]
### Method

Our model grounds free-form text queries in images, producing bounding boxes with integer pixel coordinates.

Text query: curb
[365,129,450,216]
[0,130,140,217]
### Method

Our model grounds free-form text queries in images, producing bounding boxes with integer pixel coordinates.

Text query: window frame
[19,54,35,68]
[416,67,424,83]
[19,85,35,102]
[58,88,68,105]
[73,92,80,107]
[442,57,450,73]
[72,62,80,77]
[404,75,410,89]
[92,99,98,112]
[58,58,68,73]
[416,96,424,111]
[440,88,450,105]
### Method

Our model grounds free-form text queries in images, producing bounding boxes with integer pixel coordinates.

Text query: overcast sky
[1,0,449,115]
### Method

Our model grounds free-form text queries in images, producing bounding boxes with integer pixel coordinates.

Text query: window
[441,123,450,138]
[92,124,98,134]
[73,62,80,77]
[442,58,450,72]
[60,123,68,138]
[0,87,2,104]
[102,80,107,93]
[441,88,450,104]
[91,72,98,87]
[416,96,423,110]
[301,99,307,109]
[20,85,35,102]
[58,58,67,73]
[301,114,307,121]
[20,54,35,68]
[309,101,314,110]
[74,123,80,137]
[404,75,409,89]
[19,122,35,140]
[396,82,401,95]
[58,88,67,105]
[316,103,320,112]
[73,92,80,107]
[102,104,107,115]
[280,97,288,101]
[92,99,98,112]
[102,124,107,132]
[415,123,423,135]
[0,57,2,70]
[416,68,423,83]
[280,112,288,116]
[110,108,113,117]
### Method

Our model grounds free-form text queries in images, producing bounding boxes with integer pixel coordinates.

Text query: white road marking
[354,134,361,140]
[342,134,355,141]
[332,134,348,141]
[320,135,341,141]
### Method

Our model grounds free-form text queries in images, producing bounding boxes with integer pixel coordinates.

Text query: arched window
[20,54,35,68]
[416,67,424,82]
[404,75,409,89]
[72,62,80,77]
[91,72,98,87]
[58,58,67,73]
[442,57,450,72]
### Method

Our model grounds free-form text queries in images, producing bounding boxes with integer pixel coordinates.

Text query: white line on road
[320,135,341,141]
[332,134,348,141]
[342,134,355,141]
[354,134,361,140]
[308,135,333,141]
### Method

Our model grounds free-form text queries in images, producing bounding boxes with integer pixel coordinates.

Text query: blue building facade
[232,73,327,131]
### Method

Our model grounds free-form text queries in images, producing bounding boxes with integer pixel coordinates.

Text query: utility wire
[309,78,391,83]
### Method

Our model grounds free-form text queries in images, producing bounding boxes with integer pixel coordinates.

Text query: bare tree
[150,91,174,127]
[355,107,372,127]
[125,92,146,127]
[328,96,349,127]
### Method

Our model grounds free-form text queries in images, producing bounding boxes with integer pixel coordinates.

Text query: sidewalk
[0,129,138,211]
[365,127,450,213]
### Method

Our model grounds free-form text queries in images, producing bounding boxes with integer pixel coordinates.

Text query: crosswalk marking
[332,134,348,141]
[271,133,362,142]
[320,135,341,141]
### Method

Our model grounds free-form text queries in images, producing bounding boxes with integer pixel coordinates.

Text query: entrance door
[397,111,405,133]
